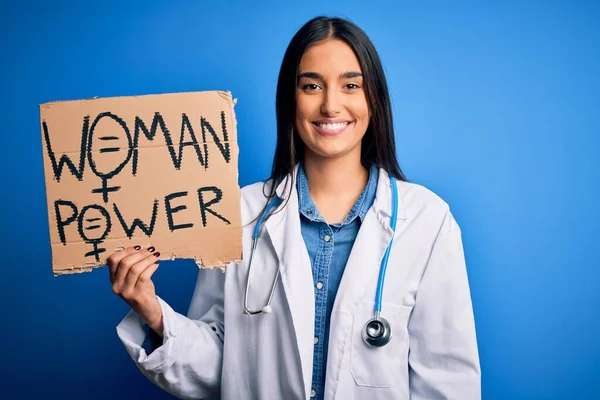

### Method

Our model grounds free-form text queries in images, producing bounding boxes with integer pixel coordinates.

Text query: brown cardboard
[40,91,242,275]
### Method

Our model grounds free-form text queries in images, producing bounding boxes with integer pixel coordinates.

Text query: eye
[344,83,361,91]
[302,83,321,91]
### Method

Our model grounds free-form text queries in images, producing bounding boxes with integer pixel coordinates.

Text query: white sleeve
[408,210,481,399]
[116,267,226,400]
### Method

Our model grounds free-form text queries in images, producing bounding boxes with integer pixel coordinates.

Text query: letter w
[113,200,159,238]
[42,117,89,181]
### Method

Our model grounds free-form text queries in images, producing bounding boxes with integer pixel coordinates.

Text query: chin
[306,143,358,160]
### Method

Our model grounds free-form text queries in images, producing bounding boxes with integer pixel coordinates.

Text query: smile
[312,121,352,137]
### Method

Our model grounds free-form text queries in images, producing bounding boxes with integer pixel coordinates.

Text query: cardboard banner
[40,91,242,275]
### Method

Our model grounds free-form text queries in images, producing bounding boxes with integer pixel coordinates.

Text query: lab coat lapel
[334,169,406,310]
[264,166,315,399]
[333,212,391,310]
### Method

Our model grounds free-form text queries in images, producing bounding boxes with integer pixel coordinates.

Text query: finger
[108,245,141,283]
[135,261,160,290]
[114,246,156,285]
[121,250,160,294]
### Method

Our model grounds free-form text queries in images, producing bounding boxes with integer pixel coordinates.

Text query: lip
[312,119,353,137]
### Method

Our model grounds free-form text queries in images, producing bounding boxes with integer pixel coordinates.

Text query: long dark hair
[264,16,406,204]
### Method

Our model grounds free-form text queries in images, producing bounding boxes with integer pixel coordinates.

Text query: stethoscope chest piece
[362,317,392,347]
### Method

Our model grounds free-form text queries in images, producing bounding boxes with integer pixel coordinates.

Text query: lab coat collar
[372,167,408,222]
[274,163,300,200]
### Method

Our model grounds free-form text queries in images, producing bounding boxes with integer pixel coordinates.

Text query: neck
[302,151,369,201]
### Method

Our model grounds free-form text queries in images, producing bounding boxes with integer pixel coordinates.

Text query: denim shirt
[297,163,378,399]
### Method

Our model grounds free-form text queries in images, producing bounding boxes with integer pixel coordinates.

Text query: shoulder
[395,180,459,233]
[241,180,269,201]
[239,179,273,224]
[396,180,449,211]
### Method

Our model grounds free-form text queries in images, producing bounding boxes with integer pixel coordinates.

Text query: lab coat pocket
[350,302,412,388]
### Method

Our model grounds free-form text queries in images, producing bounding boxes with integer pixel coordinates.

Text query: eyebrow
[297,71,363,80]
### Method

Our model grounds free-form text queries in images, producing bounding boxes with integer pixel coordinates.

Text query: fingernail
[147,246,155,252]
[153,251,161,257]
[134,245,141,251]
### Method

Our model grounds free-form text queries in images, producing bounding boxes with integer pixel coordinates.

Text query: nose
[320,88,341,116]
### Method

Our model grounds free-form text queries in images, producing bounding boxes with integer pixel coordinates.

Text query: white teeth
[318,122,347,130]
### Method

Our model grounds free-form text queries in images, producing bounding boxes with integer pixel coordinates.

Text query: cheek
[294,103,310,143]
[295,91,308,108]
[348,96,370,121]
[295,96,320,134]
[295,98,307,125]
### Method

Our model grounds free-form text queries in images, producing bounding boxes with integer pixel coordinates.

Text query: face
[295,39,370,162]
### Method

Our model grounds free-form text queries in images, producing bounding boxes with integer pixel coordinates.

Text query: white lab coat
[117,167,481,400]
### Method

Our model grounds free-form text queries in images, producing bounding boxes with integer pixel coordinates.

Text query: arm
[408,210,481,399]
[116,267,226,400]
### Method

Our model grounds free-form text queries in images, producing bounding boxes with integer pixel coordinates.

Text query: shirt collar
[296,163,379,226]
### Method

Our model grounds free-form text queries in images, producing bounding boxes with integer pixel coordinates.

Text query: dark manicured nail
[153,252,161,257]
[147,246,155,252]
[134,245,141,250]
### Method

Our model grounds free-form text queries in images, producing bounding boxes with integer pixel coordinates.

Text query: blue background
[1,1,598,399]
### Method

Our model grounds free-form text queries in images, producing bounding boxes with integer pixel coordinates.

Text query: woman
[110,16,481,400]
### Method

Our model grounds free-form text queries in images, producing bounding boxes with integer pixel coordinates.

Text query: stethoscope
[243,176,399,348]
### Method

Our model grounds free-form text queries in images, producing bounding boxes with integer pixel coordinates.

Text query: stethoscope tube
[362,175,399,347]
[243,197,282,315]
[243,176,399,349]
